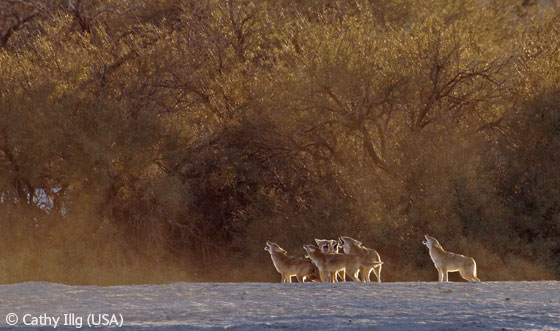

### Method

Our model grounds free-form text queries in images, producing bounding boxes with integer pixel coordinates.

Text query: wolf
[339,236,383,282]
[303,244,360,282]
[315,239,345,282]
[264,241,320,283]
[422,234,480,282]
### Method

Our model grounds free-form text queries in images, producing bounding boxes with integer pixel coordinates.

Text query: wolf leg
[348,268,360,282]
[373,265,382,283]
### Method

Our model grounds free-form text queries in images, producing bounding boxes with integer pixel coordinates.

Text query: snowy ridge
[0,281,559,330]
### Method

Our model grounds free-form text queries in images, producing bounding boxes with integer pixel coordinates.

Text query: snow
[0,281,559,330]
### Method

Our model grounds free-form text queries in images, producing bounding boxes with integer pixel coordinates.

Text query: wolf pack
[265,234,480,283]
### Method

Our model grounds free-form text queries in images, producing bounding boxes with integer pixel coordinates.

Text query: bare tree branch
[0,12,37,48]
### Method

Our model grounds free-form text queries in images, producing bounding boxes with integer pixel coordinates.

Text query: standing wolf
[339,236,383,282]
[315,239,344,282]
[303,244,361,282]
[422,234,480,282]
[265,241,320,283]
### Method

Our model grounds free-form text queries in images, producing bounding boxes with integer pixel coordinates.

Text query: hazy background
[0,0,559,284]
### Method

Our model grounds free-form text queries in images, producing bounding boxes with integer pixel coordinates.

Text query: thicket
[0,0,559,284]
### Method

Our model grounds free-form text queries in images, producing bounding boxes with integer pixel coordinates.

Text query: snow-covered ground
[0,281,558,330]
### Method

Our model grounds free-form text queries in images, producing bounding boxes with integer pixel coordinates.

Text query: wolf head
[338,236,362,254]
[303,244,319,255]
[314,239,339,254]
[264,241,287,255]
[422,234,442,249]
